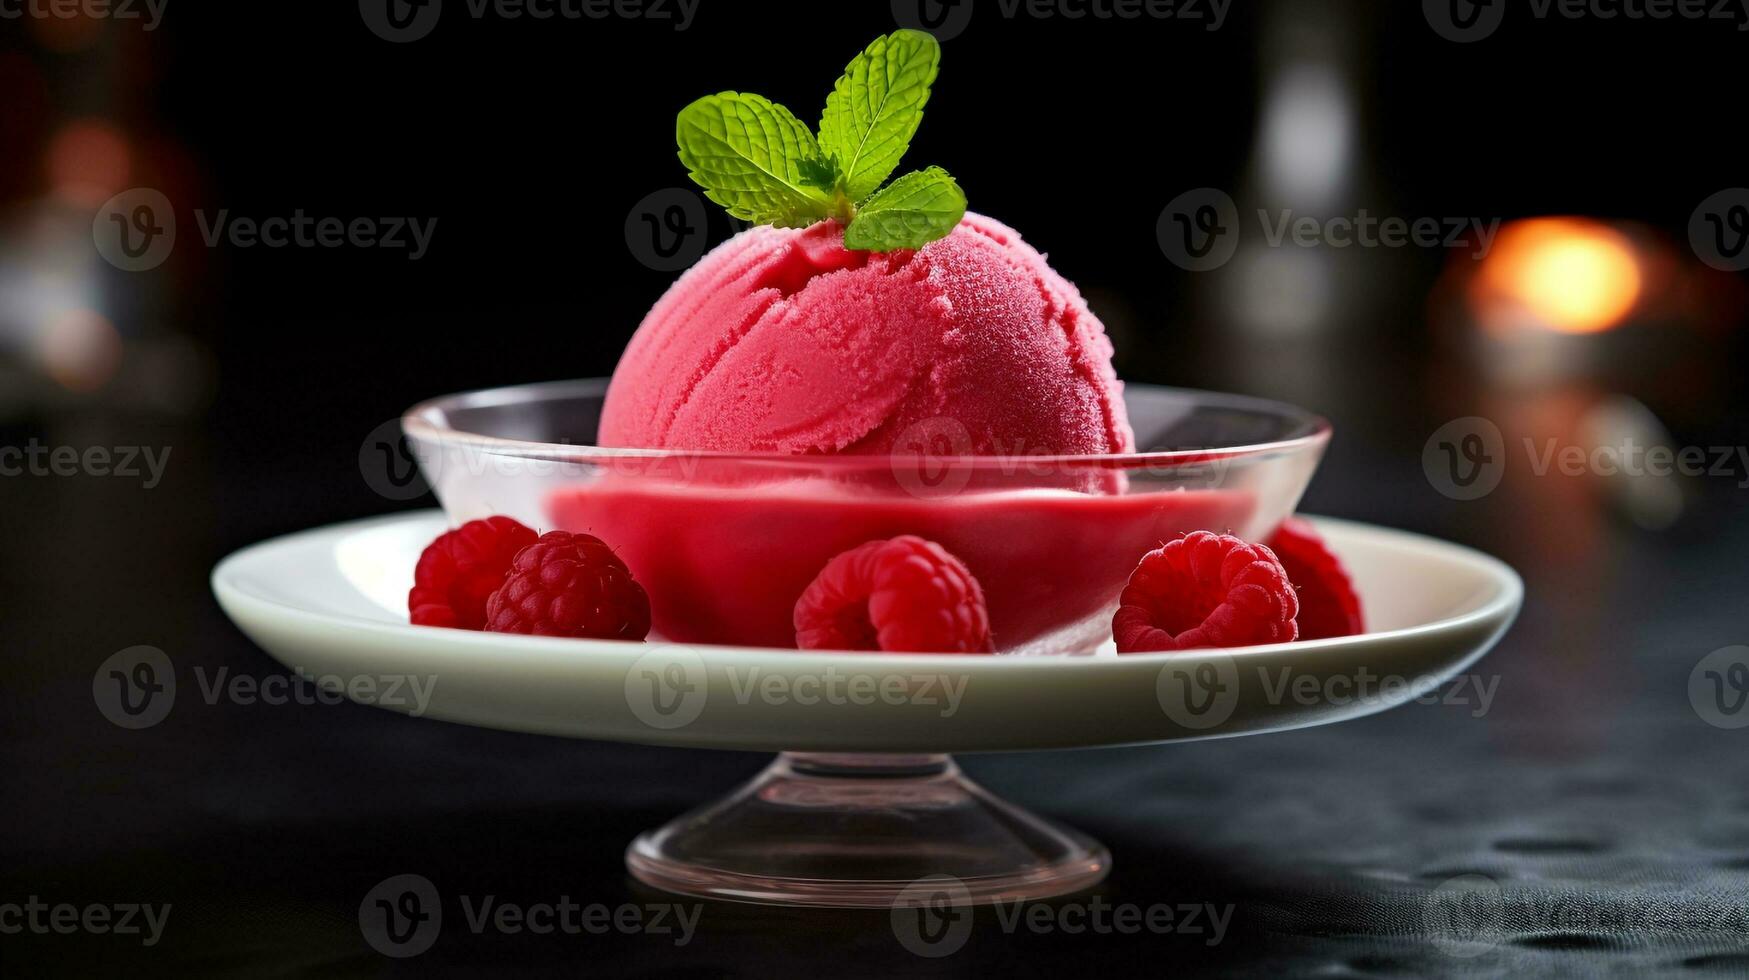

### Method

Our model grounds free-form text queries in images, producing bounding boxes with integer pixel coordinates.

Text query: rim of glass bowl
[402,378,1331,471]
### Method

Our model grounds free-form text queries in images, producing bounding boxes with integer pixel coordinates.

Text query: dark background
[4,0,1749,975]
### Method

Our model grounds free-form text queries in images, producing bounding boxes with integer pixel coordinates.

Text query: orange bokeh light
[1474,218,1643,334]
[46,118,132,208]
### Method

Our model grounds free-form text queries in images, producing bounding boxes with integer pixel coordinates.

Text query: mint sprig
[843,167,965,251]
[676,92,831,228]
[819,30,940,202]
[674,30,966,252]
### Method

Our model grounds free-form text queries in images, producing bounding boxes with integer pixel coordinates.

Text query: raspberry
[484,531,651,641]
[794,536,994,653]
[1113,531,1299,652]
[1266,517,1364,641]
[409,517,539,630]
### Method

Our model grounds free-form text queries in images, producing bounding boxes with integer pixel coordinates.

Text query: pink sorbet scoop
[599,213,1135,455]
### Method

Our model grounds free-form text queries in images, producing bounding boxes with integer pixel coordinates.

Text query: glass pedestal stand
[626,752,1109,908]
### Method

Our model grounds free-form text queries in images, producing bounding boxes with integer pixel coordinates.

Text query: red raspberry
[794,536,994,653]
[484,531,651,641]
[1266,517,1365,641]
[409,517,539,630]
[1113,531,1299,652]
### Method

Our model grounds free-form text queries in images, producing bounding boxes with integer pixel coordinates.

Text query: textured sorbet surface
[598,213,1134,455]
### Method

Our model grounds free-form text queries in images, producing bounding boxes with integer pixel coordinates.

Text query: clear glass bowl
[404,379,1329,655]
[402,379,1330,905]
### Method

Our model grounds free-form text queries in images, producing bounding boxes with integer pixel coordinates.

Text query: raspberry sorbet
[598,213,1134,456]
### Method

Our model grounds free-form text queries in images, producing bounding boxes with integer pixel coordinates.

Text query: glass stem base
[625,753,1110,908]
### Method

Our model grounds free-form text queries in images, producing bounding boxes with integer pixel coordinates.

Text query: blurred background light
[1473,218,1644,336]
[36,306,121,392]
[1224,0,1361,340]
[46,118,133,208]
[1259,63,1353,211]
[1578,394,1685,531]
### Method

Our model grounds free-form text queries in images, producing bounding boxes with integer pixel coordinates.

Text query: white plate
[211,511,1521,753]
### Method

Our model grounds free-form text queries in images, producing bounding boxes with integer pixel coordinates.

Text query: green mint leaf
[676,92,831,228]
[796,154,841,192]
[818,30,941,203]
[842,167,965,251]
